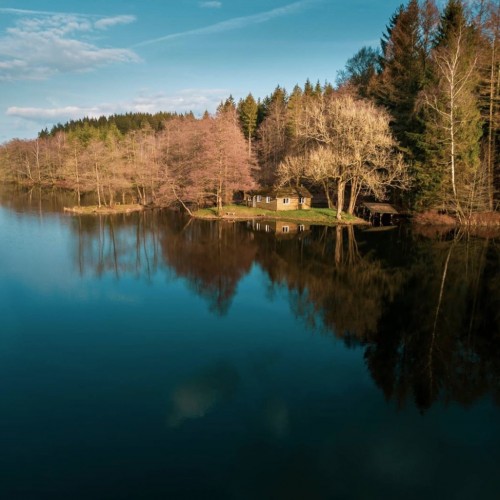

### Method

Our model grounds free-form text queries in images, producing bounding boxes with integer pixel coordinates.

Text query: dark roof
[249,186,312,198]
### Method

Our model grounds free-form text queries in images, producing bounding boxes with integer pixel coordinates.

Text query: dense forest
[0,0,498,222]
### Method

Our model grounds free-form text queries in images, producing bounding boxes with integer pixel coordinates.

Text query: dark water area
[1,186,499,499]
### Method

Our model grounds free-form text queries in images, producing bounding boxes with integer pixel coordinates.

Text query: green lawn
[192,205,365,224]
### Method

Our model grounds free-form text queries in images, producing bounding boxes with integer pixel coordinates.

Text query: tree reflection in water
[69,209,500,411]
[70,210,163,280]
[368,229,500,411]
[159,215,258,314]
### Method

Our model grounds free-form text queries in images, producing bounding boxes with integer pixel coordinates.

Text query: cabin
[245,186,312,211]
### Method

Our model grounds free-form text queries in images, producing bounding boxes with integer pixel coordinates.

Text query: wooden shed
[246,186,312,211]
[358,202,399,223]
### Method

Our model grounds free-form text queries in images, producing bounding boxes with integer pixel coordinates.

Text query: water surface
[1,187,499,499]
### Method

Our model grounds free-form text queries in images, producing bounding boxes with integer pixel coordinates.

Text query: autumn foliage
[0,108,255,212]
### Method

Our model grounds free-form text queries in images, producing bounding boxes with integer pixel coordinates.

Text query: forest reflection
[68,209,500,411]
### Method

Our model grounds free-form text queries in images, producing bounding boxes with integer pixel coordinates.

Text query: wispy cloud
[6,89,229,122]
[94,15,136,30]
[134,0,315,48]
[0,8,86,16]
[199,1,223,8]
[0,10,138,81]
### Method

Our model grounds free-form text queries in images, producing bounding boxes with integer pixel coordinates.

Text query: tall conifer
[237,93,258,157]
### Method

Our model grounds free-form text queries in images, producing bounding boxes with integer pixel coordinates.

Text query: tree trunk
[217,182,223,216]
[347,177,360,214]
[25,154,33,181]
[74,147,81,206]
[322,180,334,209]
[337,180,346,220]
[95,161,102,208]
[34,140,41,183]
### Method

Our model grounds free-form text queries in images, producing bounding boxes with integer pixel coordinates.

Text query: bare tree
[279,94,408,219]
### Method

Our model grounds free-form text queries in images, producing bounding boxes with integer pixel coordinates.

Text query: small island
[64,203,146,215]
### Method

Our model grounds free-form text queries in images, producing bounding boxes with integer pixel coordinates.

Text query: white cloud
[134,0,315,47]
[0,8,83,16]
[6,89,230,124]
[199,1,223,8]
[7,106,102,120]
[94,15,136,30]
[0,11,139,81]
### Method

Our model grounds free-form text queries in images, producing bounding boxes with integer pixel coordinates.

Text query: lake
[1,187,499,500]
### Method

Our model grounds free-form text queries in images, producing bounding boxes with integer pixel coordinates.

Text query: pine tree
[286,84,304,145]
[257,86,288,185]
[378,0,426,150]
[217,95,236,114]
[237,93,258,157]
[313,80,323,98]
[434,0,467,46]
[303,79,314,97]
[323,81,335,98]
[381,5,405,63]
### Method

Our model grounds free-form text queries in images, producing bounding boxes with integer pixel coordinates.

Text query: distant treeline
[40,111,185,137]
[0,0,498,222]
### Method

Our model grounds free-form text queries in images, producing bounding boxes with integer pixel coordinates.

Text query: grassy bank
[193,205,367,225]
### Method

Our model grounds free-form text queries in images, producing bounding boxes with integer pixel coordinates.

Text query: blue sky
[0,0,406,142]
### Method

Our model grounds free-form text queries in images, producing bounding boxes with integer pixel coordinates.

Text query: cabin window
[265,224,270,232]
[298,224,305,232]
[256,195,262,202]
[266,196,271,203]
[299,197,305,204]
[283,198,290,204]
[256,223,260,230]
[282,226,290,233]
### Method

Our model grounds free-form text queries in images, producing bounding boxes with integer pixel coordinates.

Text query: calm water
[1,187,499,500]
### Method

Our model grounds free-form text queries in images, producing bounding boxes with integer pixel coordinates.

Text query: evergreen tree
[378,0,426,150]
[313,80,323,98]
[323,81,335,98]
[303,78,314,97]
[474,0,500,209]
[217,95,236,114]
[256,98,266,127]
[286,84,304,141]
[434,0,467,46]
[419,0,484,215]
[257,86,288,185]
[381,5,405,63]
[237,93,258,157]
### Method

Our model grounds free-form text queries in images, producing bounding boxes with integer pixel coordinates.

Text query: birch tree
[423,16,483,218]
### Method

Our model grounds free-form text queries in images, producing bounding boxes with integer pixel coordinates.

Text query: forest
[0,0,498,222]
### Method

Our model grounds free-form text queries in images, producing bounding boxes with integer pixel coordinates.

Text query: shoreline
[192,212,370,226]
[52,202,500,230]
